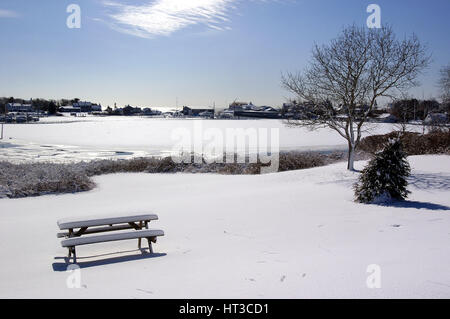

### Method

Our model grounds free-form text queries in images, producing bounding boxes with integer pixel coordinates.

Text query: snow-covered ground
[0,155,449,298]
[0,117,420,163]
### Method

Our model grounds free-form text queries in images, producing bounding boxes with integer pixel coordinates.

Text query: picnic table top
[57,213,159,230]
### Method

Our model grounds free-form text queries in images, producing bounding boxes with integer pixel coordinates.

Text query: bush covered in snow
[278,151,346,172]
[0,162,94,198]
[359,130,450,155]
[354,139,411,204]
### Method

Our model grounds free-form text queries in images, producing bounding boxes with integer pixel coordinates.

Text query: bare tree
[438,65,450,106]
[282,25,430,170]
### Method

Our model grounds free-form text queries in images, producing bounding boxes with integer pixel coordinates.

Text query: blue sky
[0,0,449,109]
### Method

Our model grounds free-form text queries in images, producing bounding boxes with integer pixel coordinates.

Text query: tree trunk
[347,143,355,171]
[347,121,356,171]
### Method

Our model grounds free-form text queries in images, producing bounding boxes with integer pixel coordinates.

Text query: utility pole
[1,103,6,139]
[414,99,417,121]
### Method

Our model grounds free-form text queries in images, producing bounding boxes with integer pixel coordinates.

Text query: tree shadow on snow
[375,200,450,211]
[408,173,450,191]
[324,172,450,211]
[52,249,166,271]
[327,172,450,190]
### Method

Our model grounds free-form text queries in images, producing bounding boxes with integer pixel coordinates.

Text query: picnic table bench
[57,214,164,263]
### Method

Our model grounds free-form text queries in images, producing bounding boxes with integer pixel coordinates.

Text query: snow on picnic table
[0,155,449,298]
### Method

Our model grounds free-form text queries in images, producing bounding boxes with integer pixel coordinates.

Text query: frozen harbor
[0,117,416,163]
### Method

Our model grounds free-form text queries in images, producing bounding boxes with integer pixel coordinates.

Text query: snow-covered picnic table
[57,213,164,263]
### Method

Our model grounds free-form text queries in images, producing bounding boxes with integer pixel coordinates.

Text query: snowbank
[0,155,448,298]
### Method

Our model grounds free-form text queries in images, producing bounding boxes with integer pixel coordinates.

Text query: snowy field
[0,155,449,298]
[0,117,420,163]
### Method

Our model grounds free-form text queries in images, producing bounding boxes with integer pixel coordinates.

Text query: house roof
[184,106,214,110]
[7,103,32,107]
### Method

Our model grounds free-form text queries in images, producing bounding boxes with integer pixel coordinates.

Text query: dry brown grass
[359,130,450,155]
[0,151,347,198]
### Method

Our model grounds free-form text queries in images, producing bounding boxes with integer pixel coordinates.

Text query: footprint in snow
[136,288,153,295]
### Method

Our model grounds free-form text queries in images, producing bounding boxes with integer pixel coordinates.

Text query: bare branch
[282,25,430,170]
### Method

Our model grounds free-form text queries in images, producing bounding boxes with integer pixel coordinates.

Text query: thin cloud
[102,0,260,38]
[0,9,19,18]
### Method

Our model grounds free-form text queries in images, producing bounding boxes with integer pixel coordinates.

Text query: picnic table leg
[66,229,74,261]
[72,247,77,264]
[147,238,153,254]
[138,221,143,249]
[67,247,76,263]
[143,221,150,252]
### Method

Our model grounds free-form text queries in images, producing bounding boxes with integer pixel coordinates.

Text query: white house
[72,101,102,112]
